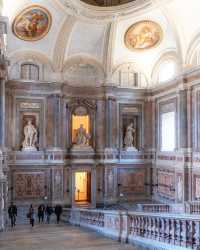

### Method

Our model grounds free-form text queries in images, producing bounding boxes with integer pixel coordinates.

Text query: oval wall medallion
[12,5,52,41]
[124,20,163,51]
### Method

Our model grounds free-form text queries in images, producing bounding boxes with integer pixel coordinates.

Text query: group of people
[8,203,63,228]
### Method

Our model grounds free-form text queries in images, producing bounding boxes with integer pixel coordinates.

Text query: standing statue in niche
[124,122,137,151]
[22,120,38,151]
[177,176,183,202]
[75,124,90,147]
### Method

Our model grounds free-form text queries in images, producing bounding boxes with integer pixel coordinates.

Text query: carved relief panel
[52,168,63,201]
[117,168,145,195]
[106,168,114,198]
[13,171,46,200]
[157,170,175,199]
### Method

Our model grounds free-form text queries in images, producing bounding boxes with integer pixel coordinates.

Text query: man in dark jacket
[54,204,63,224]
[8,203,17,227]
[45,205,53,224]
[38,204,45,223]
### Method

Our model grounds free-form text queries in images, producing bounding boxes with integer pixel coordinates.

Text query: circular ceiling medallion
[12,5,52,41]
[80,0,135,7]
[124,20,163,51]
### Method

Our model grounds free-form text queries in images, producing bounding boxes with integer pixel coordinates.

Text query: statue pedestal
[71,145,94,152]
[125,147,138,152]
[22,146,37,152]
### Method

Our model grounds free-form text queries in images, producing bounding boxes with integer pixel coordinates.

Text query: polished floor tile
[0,223,144,250]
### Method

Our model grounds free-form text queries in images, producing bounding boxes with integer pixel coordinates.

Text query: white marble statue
[177,176,183,202]
[124,122,137,151]
[75,124,90,146]
[22,120,38,151]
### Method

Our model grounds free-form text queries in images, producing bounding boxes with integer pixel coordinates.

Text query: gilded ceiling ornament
[124,20,163,51]
[12,5,52,41]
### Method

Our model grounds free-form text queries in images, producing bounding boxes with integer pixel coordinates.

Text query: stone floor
[0,223,144,250]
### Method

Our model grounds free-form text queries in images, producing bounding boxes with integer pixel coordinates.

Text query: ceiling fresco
[12,5,52,41]
[124,21,163,51]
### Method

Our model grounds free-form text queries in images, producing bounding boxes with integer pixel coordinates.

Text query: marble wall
[3,81,151,207]
[3,52,200,211]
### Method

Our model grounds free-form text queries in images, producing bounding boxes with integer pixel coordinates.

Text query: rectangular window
[21,63,39,81]
[161,111,175,151]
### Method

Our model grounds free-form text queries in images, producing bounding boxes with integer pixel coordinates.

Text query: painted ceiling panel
[66,21,107,61]
[113,8,177,79]
[2,0,200,85]
[4,0,67,60]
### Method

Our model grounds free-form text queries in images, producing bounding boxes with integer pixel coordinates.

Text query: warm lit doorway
[75,171,91,204]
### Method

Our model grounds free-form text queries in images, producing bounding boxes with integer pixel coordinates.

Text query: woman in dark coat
[29,204,35,227]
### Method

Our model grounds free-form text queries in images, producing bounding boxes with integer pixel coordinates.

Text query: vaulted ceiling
[2,0,200,87]
[81,0,135,6]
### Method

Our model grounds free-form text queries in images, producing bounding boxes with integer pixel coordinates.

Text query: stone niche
[14,99,45,150]
[67,99,97,150]
[119,104,143,151]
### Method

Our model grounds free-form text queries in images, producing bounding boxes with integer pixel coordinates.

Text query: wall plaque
[20,102,40,109]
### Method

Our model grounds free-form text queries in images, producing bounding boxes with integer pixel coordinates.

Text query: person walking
[29,204,35,227]
[38,204,45,223]
[45,205,53,224]
[8,202,17,227]
[54,204,63,224]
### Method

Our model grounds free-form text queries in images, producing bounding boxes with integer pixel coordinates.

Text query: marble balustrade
[185,202,200,214]
[137,204,171,213]
[63,208,200,249]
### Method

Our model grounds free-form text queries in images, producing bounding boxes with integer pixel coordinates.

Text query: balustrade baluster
[152,217,156,239]
[181,220,187,247]
[194,221,200,248]
[165,218,170,243]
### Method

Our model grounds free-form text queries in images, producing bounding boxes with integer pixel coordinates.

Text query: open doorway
[75,171,91,204]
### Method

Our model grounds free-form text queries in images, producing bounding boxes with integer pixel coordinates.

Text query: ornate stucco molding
[57,0,152,22]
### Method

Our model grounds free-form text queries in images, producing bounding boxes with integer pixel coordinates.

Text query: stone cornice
[57,0,152,22]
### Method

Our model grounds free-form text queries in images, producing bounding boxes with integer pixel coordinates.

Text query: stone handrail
[185,202,200,214]
[137,203,171,213]
[62,208,200,249]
